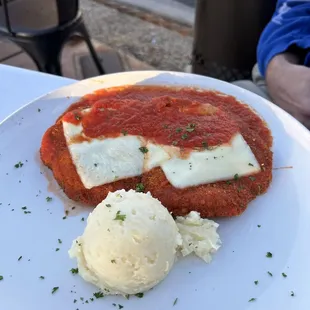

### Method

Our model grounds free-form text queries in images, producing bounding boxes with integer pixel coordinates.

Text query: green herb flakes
[111,259,116,264]
[181,133,188,140]
[55,248,60,252]
[254,280,258,285]
[22,206,27,210]
[81,217,85,222]
[234,173,239,180]
[106,204,111,208]
[70,268,78,274]
[257,225,261,228]
[282,272,287,278]
[267,271,273,277]
[176,128,182,133]
[136,183,145,192]
[248,298,256,302]
[186,123,196,132]
[118,305,124,309]
[121,129,128,136]
[248,163,254,166]
[114,211,126,221]
[139,146,148,154]
[202,141,208,148]
[173,298,178,306]
[172,140,178,146]
[249,176,256,181]
[58,239,62,244]
[0,275,3,281]
[38,108,41,112]
[39,276,45,279]
[51,287,59,294]
[18,256,22,261]
[46,197,53,202]
[290,291,295,297]
[93,291,104,299]
[125,294,130,300]
[135,293,144,298]
[14,161,23,168]
[266,252,273,258]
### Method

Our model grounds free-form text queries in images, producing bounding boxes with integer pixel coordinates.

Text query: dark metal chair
[0,0,105,76]
[192,0,277,82]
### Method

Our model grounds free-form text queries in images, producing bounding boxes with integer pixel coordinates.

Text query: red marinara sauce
[62,88,241,149]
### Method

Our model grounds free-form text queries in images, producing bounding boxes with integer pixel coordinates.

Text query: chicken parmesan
[40,86,272,217]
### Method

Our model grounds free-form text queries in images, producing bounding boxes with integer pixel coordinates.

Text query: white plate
[0,71,310,310]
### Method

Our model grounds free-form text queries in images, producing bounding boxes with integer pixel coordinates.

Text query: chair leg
[77,23,105,75]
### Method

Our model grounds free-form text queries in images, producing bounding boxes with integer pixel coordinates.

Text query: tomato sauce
[62,87,243,148]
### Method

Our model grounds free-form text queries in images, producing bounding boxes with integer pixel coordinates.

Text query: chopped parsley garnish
[70,268,79,274]
[234,173,239,180]
[46,197,53,202]
[39,276,45,279]
[118,305,124,309]
[135,293,144,298]
[136,183,145,192]
[93,291,104,299]
[267,271,273,277]
[38,108,41,112]
[94,163,98,167]
[248,298,256,302]
[163,124,169,129]
[125,294,130,300]
[266,252,273,258]
[176,128,182,133]
[55,248,60,252]
[74,114,81,121]
[114,211,126,221]
[173,298,178,306]
[22,206,27,210]
[254,280,258,285]
[121,129,128,136]
[81,217,85,221]
[24,211,31,214]
[139,146,148,154]
[248,163,254,166]
[73,299,77,303]
[111,259,116,264]
[0,275,3,281]
[18,256,22,261]
[172,140,178,146]
[106,204,111,208]
[51,287,59,294]
[181,133,188,140]
[202,141,208,148]
[282,272,287,278]
[58,239,62,244]
[63,216,67,220]
[186,123,196,132]
[226,180,232,185]
[14,161,23,168]
[257,225,261,228]
[249,176,256,181]
[291,291,295,297]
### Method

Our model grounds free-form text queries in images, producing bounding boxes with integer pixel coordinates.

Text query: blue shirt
[257,0,310,77]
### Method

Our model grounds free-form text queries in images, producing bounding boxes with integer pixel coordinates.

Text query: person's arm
[257,1,310,127]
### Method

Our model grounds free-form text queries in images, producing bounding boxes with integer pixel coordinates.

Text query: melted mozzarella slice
[62,122,260,189]
[161,133,260,188]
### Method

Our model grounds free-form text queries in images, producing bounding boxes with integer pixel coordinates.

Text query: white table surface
[0,65,76,122]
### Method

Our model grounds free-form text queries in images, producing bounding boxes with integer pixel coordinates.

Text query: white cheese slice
[161,133,260,188]
[62,122,261,189]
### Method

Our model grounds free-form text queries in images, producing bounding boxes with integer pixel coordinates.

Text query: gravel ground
[80,0,193,71]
